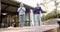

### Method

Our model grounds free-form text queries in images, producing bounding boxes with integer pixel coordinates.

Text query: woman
[17,3,26,27]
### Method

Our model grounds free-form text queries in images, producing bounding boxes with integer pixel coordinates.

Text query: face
[20,3,24,7]
[37,3,39,7]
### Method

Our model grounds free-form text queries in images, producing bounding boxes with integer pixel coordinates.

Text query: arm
[17,8,20,12]
[23,7,26,11]
[40,7,42,12]
[17,8,21,12]
[39,7,43,13]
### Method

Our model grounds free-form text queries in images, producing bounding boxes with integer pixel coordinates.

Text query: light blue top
[17,7,26,15]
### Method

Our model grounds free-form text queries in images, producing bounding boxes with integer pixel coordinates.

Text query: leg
[20,15,25,26]
[37,14,40,26]
[39,14,42,26]
[34,14,39,26]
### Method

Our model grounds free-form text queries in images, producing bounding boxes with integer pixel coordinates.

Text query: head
[20,3,24,7]
[37,3,39,7]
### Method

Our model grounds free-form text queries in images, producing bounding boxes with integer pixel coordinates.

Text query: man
[34,3,42,26]
[17,3,26,27]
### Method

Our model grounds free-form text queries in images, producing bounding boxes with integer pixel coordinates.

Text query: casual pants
[19,15,25,26]
[34,14,40,26]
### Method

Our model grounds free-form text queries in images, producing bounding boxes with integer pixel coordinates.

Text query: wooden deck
[0,25,59,32]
